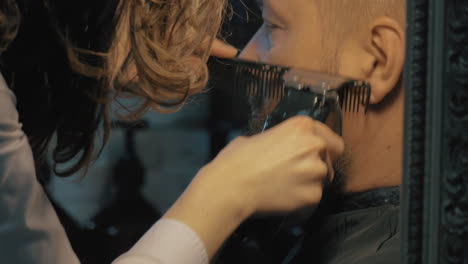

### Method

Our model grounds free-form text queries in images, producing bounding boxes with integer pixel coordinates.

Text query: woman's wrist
[191,165,254,219]
[164,167,252,258]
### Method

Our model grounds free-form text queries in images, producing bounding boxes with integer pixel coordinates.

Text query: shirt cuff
[114,219,208,264]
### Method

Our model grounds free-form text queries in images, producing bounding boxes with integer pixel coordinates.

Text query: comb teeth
[360,84,366,111]
[232,61,287,101]
[223,59,371,113]
[337,81,371,113]
[353,82,359,112]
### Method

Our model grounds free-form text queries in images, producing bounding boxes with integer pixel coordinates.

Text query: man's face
[242,0,333,73]
[241,0,352,194]
[240,0,406,195]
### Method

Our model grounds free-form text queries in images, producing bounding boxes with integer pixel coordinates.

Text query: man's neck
[343,90,404,193]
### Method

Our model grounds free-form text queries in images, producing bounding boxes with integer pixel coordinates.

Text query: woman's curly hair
[0,0,225,179]
[0,0,20,53]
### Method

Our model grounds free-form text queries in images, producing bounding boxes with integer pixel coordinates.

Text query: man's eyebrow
[260,0,288,23]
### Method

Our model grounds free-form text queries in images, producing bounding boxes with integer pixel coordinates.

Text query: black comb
[216,58,372,113]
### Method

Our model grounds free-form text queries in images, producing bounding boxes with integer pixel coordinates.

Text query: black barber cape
[214,187,401,264]
[286,186,401,264]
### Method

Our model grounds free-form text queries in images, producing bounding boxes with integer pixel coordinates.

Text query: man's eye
[262,20,282,47]
[264,21,281,31]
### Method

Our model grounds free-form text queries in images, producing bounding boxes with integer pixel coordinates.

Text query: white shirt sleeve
[0,73,209,264]
[113,219,209,264]
[0,74,80,263]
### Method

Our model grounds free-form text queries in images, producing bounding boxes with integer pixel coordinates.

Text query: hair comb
[214,58,372,134]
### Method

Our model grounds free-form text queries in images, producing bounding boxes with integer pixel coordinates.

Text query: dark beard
[322,149,350,203]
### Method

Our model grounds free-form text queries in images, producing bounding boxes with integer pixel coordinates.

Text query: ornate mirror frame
[402,0,468,263]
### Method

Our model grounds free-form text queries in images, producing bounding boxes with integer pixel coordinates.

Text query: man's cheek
[268,39,309,68]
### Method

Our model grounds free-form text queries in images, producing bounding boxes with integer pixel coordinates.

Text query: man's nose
[238,37,260,61]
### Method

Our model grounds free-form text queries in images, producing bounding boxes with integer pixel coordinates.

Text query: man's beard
[324,148,350,199]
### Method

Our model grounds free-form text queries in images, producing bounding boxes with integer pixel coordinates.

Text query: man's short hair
[316,0,406,72]
[317,0,406,36]
[253,0,406,72]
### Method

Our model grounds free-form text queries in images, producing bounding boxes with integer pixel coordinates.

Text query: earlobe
[367,17,405,104]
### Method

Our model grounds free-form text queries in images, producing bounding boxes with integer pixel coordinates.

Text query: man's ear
[364,17,405,104]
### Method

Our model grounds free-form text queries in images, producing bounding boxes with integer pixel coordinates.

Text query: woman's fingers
[196,115,346,215]
[309,120,345,163]
[209,39,239,58]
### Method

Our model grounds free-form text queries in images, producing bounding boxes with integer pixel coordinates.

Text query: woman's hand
[198,115,344,215]
[165,115,344,258]
[209,39,239,58]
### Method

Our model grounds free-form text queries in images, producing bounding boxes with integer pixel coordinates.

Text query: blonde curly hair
[0,0,226,177]
[72,0,226,114]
